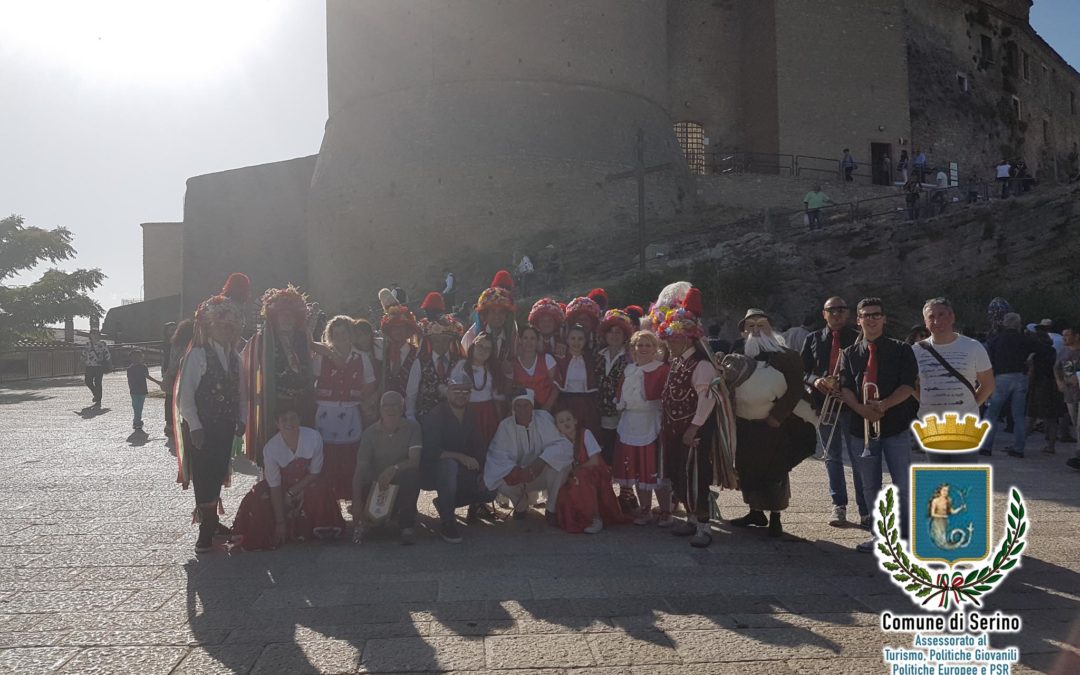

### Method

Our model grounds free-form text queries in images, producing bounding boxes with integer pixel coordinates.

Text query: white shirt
[516,353,557,377]
[177,342,244,433]
[914,334,992,421]
[617,361,664,445]
[484,410,571,489]
[996,163,1012,179]
[559,355,594,393]
[82,340,112,367]
[450,361,500,403]
[262,427,324,488]
[443,273,455,294]
[782,326,811,354]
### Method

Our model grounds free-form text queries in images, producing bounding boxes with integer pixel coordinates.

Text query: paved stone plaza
[0,374,1076,674]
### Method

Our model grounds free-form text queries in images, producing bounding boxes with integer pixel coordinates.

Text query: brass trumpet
[816,363,845,451]
[861,381,881,458]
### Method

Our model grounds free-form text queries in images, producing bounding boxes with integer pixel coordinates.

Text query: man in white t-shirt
[913,297,995,463]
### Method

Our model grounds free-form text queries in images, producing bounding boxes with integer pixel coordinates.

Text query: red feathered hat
[682,287,704,318]
[624,305,644,321]
[528,298,564,329]
[220,272,251,306]
[420,292,445,312]
[491,270,514,291]
[587,288,609,313]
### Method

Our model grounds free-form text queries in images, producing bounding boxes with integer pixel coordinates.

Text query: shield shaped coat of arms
[910,465,991,566]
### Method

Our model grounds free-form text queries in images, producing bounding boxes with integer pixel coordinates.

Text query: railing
[0,342,163,383]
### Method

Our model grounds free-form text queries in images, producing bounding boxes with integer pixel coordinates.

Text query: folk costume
[528,297,565,356]
[595,309,633,463]
[380,301,420,398]
[243,286,316,466]
[312,347,375,501]
[484,396,573,517]
[613,359,669,490]
[512,350,558,410]
[231,426,345,550]
[555,428,628,533]
[175,278,248,553]
[653,285,719,546]
[728,326,817,536]
[552,349,601,439]
[461,272,516,368]
[406,292,464,421]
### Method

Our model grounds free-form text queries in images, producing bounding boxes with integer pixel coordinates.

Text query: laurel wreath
[874,486,1028,611]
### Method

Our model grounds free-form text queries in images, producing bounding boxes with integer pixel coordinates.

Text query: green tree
[0,214,105,350]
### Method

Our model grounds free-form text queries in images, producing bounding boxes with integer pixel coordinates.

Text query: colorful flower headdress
[599,309,634,339]
[476,286,515,314]
[565,296,602,331]
[260,285,309,322]
[419,315,464,338]
[381,304,419,332]
[528,297,564,329]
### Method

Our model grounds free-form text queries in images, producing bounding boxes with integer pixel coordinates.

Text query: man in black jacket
[982,312,1039,457]
[421,373,495,543]
[801,296,864,528]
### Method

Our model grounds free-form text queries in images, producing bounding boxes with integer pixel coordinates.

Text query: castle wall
[308,0,691,312]
[181,155,316,314]
[737,0,780,157]
[141,222,182,301]
[667,0,742,150]
[771,0,911,168]
[905,0,1080,182]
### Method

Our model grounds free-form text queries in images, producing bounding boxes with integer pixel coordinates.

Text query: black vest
[195,346,240,427]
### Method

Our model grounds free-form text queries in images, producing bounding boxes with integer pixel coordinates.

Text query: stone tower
[306,0,689,309]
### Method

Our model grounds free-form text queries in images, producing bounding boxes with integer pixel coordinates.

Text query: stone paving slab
[0,374,1077,673]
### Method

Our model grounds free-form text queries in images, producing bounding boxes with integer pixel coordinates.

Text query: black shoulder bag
[916,340,977,399]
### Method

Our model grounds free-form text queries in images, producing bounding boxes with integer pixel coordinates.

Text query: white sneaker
[583,518,603,534]
[829,505,848,527]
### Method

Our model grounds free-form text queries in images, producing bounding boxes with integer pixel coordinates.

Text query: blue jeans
[131,393,146,430]
[983,373,1028,454]
[853,432,911,539]
[822,414,867,516]
[434,457,494,523]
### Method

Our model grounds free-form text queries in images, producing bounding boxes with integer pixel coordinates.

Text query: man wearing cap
[484,390,573,525]
[983,312,1038,458]
[421,372,495,543]
[801,297,865,528]
[352,391,423,545]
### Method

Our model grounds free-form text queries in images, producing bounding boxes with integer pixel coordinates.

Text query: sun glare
[0,0,289,85]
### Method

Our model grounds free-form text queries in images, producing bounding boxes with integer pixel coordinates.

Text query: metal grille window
[674,121,706,175]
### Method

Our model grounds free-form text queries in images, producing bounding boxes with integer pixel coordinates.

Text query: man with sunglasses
[801,297,864,528]
[838,298,918,553]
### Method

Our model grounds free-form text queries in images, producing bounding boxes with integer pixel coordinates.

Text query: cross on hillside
[605,129,672,271]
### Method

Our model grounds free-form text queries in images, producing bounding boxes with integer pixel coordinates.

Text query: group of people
[165,269,1077,557]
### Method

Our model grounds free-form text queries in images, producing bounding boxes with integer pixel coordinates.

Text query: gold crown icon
[911,413,991,451]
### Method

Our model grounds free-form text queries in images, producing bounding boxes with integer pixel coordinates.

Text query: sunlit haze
[0,0,1076,329]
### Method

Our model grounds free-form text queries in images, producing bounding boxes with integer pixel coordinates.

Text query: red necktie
[866,341,879,387]
[828,330,841,373]
[437,356,447,379]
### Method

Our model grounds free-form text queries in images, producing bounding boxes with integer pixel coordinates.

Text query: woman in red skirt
[613,330,672,526]
[312,316,376,502]
[553,324,601,438]
[512,326,558,412]
[232,409,345,550]
[450,332,505,450]
[555,408,627,534]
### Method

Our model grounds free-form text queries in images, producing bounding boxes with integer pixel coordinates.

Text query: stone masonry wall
[905,0,1080,182]
[181,155,316,314]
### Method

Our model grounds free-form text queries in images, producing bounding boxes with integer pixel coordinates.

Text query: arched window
[674,121,706,175]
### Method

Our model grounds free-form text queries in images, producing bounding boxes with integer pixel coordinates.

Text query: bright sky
[0,1,1076,328]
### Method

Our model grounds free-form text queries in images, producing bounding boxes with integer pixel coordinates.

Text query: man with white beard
[728,309,816,537]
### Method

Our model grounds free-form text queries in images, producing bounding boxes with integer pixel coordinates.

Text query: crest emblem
[910,465,990,565]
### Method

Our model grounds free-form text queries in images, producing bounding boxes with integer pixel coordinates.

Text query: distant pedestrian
[840,149,857,182]
[880,153,892,185]
[782,314,815,354]
[442,270,456,309]
[127,349,161,432]
[897,150,910,184]
[804,185,831,230]
[903,179,921,220]
[81,329,112,407]
[913,149,928,182]
[995,159,1012,198]
[516,255,535,296]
